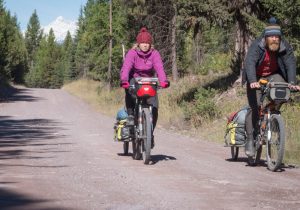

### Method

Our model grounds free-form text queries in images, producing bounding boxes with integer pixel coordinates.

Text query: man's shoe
[245,138,255,157]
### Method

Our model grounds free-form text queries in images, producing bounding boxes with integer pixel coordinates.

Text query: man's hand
[250,82,260,89]
[289,84,300,91]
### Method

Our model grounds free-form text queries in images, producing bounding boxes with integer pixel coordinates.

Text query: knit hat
[136,27,153,44]
[264,17,282,37]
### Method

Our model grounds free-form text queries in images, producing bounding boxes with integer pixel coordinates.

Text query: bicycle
[247,78,297,171]
[123,77,168,164]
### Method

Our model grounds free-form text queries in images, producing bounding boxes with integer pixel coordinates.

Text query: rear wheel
[266,114,285,171]
[142,108,152,164]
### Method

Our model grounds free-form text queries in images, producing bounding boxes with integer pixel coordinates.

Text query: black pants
[245,73,285,139]
[125,86,159,130]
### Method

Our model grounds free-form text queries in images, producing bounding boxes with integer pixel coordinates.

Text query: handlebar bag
[268,82,290,102]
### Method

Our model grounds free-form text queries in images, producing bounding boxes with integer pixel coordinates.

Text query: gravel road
[0,87,300,210]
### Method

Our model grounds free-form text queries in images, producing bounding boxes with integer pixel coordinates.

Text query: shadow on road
[150,154,177,165]
[0,188,71,210]
[0,116,69,162]
[0,87,42,103]
[117,153,176,165]
[225,157,298,172]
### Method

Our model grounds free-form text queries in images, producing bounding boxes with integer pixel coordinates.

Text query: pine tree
[0,3,28,83]
[74,0,128,85]
[5,14,28,83]
[25,10,43,70]
[62,31,75,82]
[26,29,63,88]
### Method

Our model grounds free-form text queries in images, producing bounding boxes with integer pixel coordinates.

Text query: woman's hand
[121,81,130,89]
[160,81,170,88]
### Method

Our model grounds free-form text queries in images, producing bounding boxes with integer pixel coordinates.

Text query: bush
[182,87,220,127]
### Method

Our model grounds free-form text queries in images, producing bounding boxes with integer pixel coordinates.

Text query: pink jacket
[120,48,167,83]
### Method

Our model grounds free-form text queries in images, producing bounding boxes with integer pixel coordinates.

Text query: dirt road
[0,87,300,210]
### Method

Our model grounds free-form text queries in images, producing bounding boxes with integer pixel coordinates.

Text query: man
[243,17,300,157]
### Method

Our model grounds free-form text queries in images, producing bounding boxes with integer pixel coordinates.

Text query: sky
[4,0,88,30]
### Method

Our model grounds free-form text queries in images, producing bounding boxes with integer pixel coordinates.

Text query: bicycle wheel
[123,142,129,155]
[142,108,152,164]
[231,146,239,160]
[266,114,285,171]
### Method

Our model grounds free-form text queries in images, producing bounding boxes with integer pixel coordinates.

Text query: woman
[120,27,169,148]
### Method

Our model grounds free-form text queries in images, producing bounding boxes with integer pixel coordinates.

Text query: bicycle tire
[142,108,152,164]
[266,114,285,171]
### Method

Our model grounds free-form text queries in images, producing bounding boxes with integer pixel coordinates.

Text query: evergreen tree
[26,29,63,88]
[0,3,28,83]
[5,14,28,83]
[74,0,128,85]
[25,10,43,70]
[62,31,76,82]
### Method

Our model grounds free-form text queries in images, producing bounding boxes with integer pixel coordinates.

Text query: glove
[121,81,130,89]
[160,80,170,88]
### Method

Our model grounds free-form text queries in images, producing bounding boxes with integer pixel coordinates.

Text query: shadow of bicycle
[150,154,176,165]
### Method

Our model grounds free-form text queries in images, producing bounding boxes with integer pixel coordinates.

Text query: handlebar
[122,77,170,89]
[257,79,300,92]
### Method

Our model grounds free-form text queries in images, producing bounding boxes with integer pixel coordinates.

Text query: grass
[63,77,300,165]
[63,79,124,117]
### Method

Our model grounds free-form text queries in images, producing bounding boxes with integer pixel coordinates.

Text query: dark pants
[245,73,285,139]
[125,79,159,130]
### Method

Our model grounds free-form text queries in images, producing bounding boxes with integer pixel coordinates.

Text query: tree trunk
[171,3,178,82]
[108,0,112,91]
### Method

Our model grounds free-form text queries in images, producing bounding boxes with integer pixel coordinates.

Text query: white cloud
[43,16,78,43]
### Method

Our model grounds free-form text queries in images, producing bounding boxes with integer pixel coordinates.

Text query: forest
[1,0,299,88]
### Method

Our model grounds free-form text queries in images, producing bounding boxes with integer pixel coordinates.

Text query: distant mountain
[43,16,78,43]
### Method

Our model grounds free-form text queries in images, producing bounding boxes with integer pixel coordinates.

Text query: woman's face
[139,43,151,52]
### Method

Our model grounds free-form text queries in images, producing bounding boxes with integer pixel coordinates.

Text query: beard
[267,40,280,52]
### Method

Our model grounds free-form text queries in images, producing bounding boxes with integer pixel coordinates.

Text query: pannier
[268,82,290,102]
[114,108,130,141]
[114,119,130,141]
[225,106,249,146]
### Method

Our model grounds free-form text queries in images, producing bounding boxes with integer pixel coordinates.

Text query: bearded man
[243,17,300,157]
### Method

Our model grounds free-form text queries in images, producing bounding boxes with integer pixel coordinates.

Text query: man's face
[265,35,280,52]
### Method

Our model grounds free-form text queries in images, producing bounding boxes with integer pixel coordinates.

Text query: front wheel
[266,114,285,171]
[142,108,152,164]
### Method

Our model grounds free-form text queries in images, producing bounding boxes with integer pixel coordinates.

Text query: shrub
[182,87,220,127]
